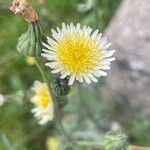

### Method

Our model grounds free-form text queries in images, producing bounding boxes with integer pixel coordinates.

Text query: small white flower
[0,94,6,106]
[42,23,115,86]
[31,81,54,125]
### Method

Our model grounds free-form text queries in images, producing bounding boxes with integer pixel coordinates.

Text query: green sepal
[100,130,128,150]
[52,77,71,96]
[17,21,46,56]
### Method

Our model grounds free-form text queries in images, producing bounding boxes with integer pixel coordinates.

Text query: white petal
[103,50,115,58]
[61,70,71,76]
[101,37,107,45]
[51,29,58,35]
[39,116,50,125]
[70,23,74,32]
[42,42,51,50]
[34,111,43,118]
[91,30,99,39]
[56,27,61,33]
[93,70,107,77]
[51,29,61,41]
[99,70,107,76]
[76,23,81,32]
[47,37,58,46]
[41,53,56,60]
[96,33,102,40]
[104,57,116,62]
[86,26,93,35]
[83,75,91,84]
[60,72,68,79]
[42,49,55,54]
[101,61,111,66]
[51,68,62,73]
[42,45,57,51]
[31,108,38,113]
[62,23,67,31]
[87,73,98,82]
[78,76,84,82]
[92,70,101,77]
[68,74,75,85]
[103,43,111,49]
[45,62,59,69]
[100,65,111,70]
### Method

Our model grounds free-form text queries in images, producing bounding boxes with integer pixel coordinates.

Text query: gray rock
[104,0,150,110]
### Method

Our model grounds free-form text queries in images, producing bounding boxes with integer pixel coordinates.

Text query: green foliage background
[0,0,149,149]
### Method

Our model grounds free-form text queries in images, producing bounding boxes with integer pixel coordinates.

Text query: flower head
[31,81,53,125]
[46,137,59,150]
[26,56,36,66]
[42,23,115,85]
[0,94,6,106]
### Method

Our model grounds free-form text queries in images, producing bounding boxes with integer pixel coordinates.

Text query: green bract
[53,77,70,96]
[17,22,46,56]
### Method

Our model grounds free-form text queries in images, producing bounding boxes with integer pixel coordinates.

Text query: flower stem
[35,56,75,148]
[35,57,50,83]
[52,95,76,148]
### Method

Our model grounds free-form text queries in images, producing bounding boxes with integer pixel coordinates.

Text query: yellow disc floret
[56,33,102,75]
[36,86,52,108]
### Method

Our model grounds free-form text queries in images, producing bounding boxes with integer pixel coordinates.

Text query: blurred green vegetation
[0,0,149,150]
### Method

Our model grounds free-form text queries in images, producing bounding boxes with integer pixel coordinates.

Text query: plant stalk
[35,56,75,148]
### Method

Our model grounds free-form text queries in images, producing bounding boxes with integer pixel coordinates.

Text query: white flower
[31,81,54,125]
[0,94,6,106]
[42,23,115,86]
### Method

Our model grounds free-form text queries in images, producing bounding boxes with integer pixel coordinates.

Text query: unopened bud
[17,22,46,56]
[53,77,70,96]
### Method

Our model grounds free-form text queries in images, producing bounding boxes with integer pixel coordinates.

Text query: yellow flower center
[26,56,36,66]
[47,137,59,150]
[36,87,52,108]
[55,33,102,75]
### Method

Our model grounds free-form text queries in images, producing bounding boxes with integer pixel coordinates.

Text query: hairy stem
[35,57,50,83]
[35,56,75,148]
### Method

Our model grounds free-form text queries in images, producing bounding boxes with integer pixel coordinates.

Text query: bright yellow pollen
[55,33,102,74]
[36,86,52,108]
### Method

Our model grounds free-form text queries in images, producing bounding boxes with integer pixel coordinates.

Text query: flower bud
[17,21,46,56]
[100,130,128,150]
[53,77,70,96]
